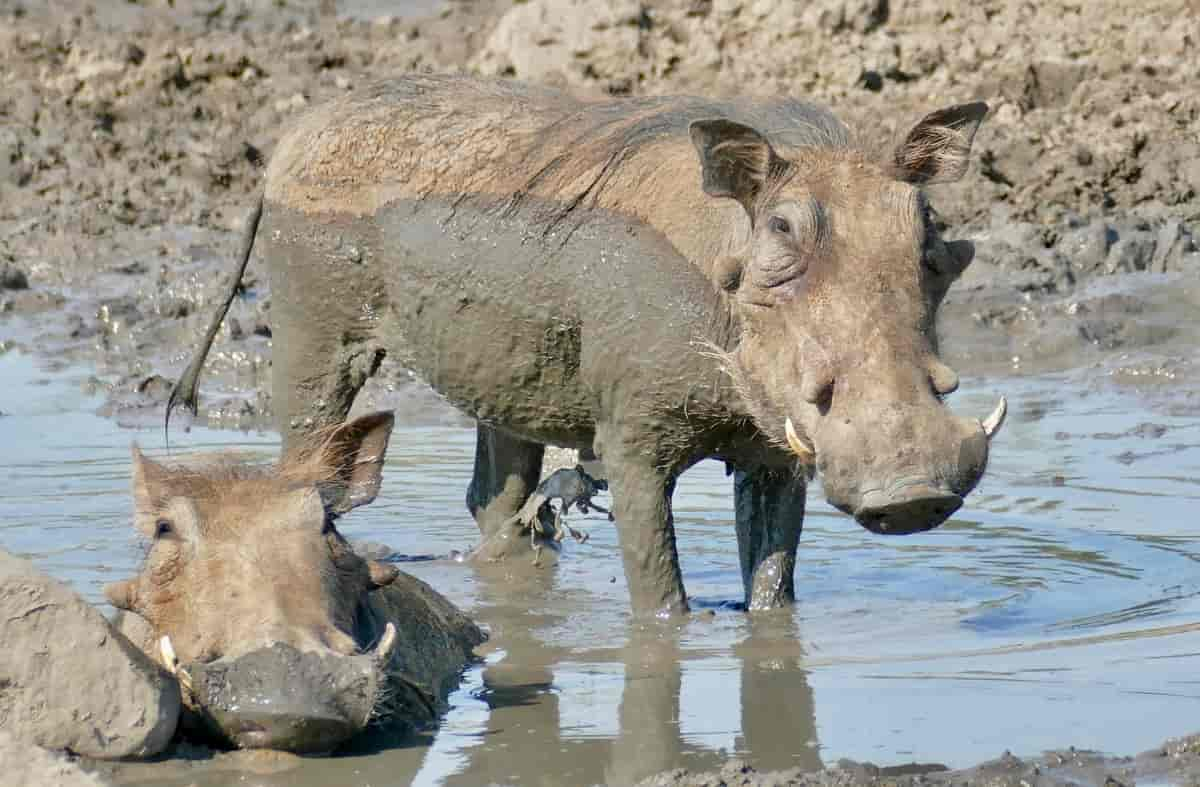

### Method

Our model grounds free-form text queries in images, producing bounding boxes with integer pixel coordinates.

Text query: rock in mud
[0,548,180,760]
[0,731,111,787]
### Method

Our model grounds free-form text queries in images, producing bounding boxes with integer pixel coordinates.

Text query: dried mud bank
[1,0,1197,426]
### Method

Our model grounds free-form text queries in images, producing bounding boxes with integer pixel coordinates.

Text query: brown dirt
[2,0,1197,424]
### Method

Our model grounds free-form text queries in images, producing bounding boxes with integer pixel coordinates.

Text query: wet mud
[2,0,1199,784]
[640,733,1200,787]
[1,350,1197,786]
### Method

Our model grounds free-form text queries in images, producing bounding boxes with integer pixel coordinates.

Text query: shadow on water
[3,350,1200,784]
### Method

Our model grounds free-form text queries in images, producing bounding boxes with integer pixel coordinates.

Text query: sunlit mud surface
[3,350,1199,786]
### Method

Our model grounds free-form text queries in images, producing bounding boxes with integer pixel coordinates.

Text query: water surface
[2,350,1199,785]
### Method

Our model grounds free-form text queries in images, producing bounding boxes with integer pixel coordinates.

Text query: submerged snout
[182,641,385,753]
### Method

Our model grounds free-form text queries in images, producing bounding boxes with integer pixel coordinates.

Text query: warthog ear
[893,102,989,185]
[130,444,171,514]
[316,411,396,514]
[689,119,783,218]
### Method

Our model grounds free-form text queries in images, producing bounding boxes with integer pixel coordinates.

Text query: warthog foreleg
[602,438,688,616]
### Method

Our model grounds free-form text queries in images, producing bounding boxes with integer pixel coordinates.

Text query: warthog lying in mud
[105,411,486,753]
[170,74,1007,617]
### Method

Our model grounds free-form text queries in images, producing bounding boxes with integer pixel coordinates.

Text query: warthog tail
[165,194,264,439]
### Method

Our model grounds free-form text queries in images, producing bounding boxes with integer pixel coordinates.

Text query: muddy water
[3,349,1200,786]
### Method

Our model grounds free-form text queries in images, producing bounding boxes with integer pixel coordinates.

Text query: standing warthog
[169,75,1007,617]
[105,411,485,753]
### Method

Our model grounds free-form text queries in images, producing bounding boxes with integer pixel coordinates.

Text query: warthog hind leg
[467,425,546,561]
[734,467,806,611]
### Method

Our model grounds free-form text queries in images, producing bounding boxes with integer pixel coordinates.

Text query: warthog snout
[182,643,387,753]
[811,397,1002,535]
[855,483,964,535]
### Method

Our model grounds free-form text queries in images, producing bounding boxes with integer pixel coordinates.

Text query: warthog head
[105,412,406,752]
[692,104,1005,534]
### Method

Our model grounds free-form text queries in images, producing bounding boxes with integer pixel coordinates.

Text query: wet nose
[185,643,378,753]
[854,483,963,535]
[210,705,360,752]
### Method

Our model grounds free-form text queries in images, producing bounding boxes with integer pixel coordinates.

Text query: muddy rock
[0,731,111,787]
[0,548,180,760]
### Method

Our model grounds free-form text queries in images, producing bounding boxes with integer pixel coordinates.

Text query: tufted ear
[892,102,989,185]
[689,119,783,217]
[310,411,396,514]
[130,444,171,515]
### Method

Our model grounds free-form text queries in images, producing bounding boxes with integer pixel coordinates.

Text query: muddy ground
[638,732,1200,787]
[71,731,1200,787]
[2,0,1198,428]
[1,0,1199,782]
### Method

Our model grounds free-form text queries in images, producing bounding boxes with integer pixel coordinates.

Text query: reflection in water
[734,616,821,774]
[442,566,820,786]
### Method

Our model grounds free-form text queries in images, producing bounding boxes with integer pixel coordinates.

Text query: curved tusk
[981,396,1008,439]
[159,635,178,674]
[371,622,397,663]
[784,418,816,464]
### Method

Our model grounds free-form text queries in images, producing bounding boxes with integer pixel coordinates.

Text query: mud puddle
[2,349,1200,786]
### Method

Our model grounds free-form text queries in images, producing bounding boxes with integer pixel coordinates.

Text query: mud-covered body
[264,197,752,465]
[175,74,1004,616]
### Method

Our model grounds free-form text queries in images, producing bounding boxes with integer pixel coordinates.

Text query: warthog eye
[154,519,173,538]
[768,215,791,235]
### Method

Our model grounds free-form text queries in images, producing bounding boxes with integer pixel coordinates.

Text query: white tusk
[982,395,1008,438]
[784,418,815,464]
[372,622,397,663]
[159,635,178,675]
